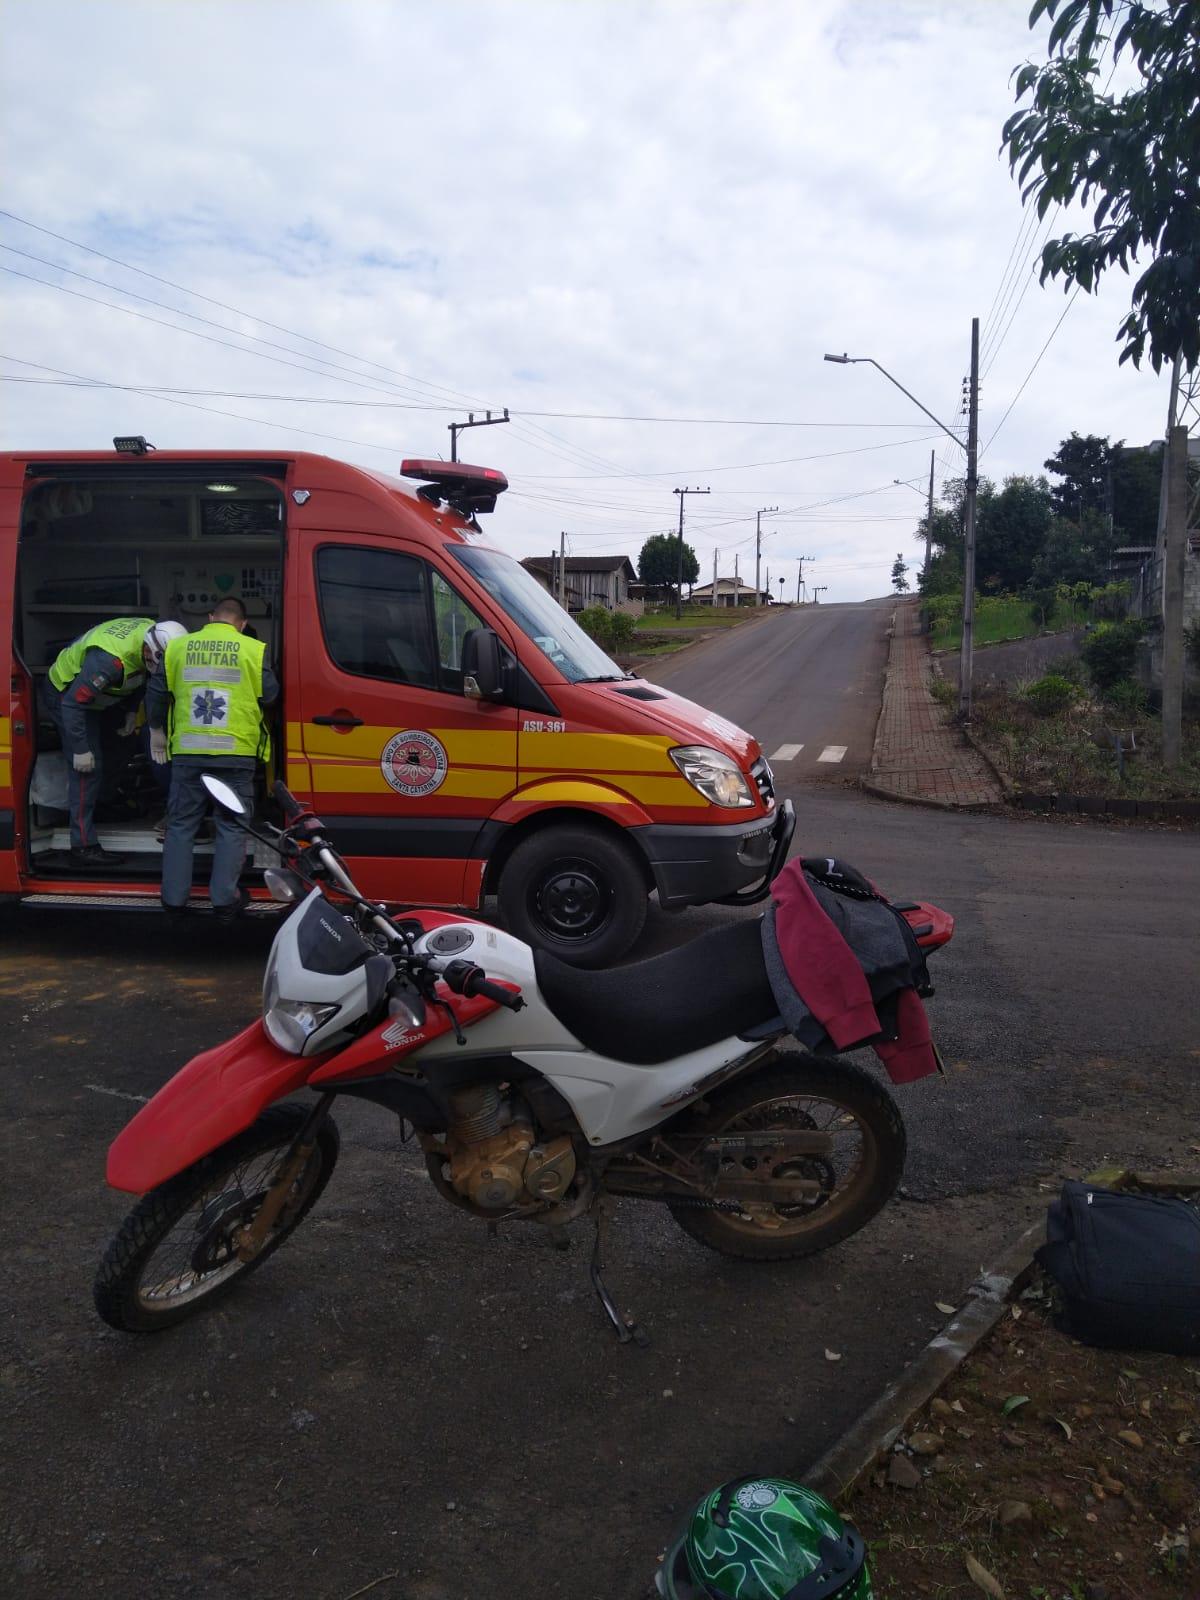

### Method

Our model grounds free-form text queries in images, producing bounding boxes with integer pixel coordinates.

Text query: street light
[823,329,979,717]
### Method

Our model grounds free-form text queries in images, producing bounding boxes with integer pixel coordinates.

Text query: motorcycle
[94,778,953,1345]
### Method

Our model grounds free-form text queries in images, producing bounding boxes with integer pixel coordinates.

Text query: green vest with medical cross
[48,616,153,698]
[165,623,268,760]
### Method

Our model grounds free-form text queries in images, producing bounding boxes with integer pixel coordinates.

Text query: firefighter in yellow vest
[147,597,278,922]
[41,617,187,865]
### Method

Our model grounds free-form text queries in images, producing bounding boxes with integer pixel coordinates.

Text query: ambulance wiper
[576,673,629,683]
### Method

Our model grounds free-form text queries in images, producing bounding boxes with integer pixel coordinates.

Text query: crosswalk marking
[769,743,804,761]
[817,745,848,763]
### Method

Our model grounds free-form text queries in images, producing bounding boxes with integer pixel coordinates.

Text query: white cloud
[0,0,1172,600]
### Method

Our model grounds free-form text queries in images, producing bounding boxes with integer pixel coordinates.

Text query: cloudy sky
[0,0,1172,602]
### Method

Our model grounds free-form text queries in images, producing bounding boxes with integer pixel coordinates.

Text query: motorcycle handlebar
[273,780,305,821]
[440,959,524,1011]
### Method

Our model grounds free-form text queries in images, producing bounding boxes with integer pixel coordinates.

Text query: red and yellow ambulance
[0,444,792,963]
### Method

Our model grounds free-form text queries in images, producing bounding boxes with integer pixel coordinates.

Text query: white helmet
[143,620,187,669]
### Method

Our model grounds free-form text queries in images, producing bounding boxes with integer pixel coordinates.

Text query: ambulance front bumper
[635,799,795,910]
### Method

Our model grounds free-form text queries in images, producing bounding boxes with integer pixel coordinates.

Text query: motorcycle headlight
[668,745,754,808]
[262,965,340,1054]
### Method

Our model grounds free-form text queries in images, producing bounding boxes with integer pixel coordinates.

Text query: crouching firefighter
[148,596,278,922]
[40,617,187,867]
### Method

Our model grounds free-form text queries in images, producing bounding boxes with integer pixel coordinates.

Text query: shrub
[1103,679,1148,723]
[929,674,956,707]
[607,611,637,651]
[575,606,613,649]
[1080,619,1145,692]
[1022,674,1079,717]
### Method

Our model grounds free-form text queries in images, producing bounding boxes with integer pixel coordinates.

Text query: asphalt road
[647,600,893,779]
[3,605,1199,1600]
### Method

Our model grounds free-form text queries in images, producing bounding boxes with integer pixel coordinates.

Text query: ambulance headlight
[262,966,340,1054]
[668,746,754,808]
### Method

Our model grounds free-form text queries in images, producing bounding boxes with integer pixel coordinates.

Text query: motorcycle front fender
[106,1021,319,1195]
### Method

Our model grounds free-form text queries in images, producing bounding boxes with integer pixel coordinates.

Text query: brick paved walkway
[865,602,1003,808]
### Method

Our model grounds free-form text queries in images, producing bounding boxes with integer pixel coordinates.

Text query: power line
[981,287,1083,458]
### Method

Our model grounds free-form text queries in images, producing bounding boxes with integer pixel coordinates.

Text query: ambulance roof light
[399,459,509,516]
[113,435,155,456]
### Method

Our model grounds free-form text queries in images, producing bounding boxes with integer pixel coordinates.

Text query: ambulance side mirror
[461,628,505,703]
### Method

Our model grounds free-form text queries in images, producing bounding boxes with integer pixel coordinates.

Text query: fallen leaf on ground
[964,1551,1005,1598]
[1010,1305,1022,1321]
[1053,1416,1072,1440]
[935,1301,955,1315]
[824,1348,842,1362]
[1002,1395,1030,1416]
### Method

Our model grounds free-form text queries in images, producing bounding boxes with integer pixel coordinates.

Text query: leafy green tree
[976,474,1055,592]
[1044,431,1162,545]
[891,553,910,593]
[638,533,698,599]
[1002,1,1200,371]
[1043,432,1113,520]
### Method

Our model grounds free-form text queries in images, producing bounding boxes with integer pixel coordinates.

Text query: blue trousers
[161,759,255,909]
[40,680,115,849]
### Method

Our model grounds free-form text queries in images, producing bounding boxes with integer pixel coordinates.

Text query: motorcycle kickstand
[589,1195,649,1348]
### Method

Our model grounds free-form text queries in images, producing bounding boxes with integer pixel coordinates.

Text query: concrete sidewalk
[864,601,1003,809]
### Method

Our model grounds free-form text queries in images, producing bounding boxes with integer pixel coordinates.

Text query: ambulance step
[20,893,280,916]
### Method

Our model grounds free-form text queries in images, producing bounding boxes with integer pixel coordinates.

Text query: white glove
[149,728,169,766]
[117,710,138,738]
[73,750,96,774]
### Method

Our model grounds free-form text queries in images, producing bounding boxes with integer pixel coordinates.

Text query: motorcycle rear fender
[106,1021,318,1195]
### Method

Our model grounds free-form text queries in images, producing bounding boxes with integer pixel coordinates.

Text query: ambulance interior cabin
[17,471,284,877]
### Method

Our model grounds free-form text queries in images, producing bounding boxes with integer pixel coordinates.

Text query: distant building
[521,555,640,614]
[689,576,771,607]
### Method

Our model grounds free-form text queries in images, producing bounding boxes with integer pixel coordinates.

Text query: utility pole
[449,408,510,463]
[959,317,980,719]
[794,554,816,606]
[765,565,770,603]
[813,585,827,604]
[925,448,935,582]
[673,486,710,619]
[712,547,718,606]
[1162,422,1189,768]
[558,532,566,607]
[755,507,778,607]
[734,552,739,602]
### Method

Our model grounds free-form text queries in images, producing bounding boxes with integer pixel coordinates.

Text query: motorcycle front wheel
[668,1056,905,1261]
[93,1104,340,1332]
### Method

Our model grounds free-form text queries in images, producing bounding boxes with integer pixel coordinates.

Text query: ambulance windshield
[452,547,626,684]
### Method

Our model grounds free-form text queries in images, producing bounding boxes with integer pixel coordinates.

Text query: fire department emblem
[380,730,448,798]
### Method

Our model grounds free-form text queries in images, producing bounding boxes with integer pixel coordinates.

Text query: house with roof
[689,576,772,607]
[521,555,641,614]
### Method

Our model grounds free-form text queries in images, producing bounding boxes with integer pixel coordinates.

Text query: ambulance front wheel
[497,824,648,968]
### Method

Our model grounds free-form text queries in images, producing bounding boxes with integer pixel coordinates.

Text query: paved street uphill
[2,602,1197,1600]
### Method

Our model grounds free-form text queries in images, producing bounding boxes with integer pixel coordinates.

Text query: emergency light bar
[400,459,508,516]
[113,435,155,456]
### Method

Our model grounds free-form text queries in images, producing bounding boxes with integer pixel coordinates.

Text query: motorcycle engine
[444,1085,576,1212]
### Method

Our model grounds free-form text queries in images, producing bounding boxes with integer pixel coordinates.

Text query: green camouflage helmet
[656,1477,872,1600]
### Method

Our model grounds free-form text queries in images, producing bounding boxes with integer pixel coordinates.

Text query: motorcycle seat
[533,916,779,1065]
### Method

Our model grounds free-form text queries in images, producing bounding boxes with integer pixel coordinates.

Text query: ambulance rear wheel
[498,824,647,967]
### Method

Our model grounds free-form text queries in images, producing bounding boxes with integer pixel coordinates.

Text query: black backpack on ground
[1037,1180,1200,1356]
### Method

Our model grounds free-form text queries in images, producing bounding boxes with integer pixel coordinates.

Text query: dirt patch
[849,1278,1198,1599]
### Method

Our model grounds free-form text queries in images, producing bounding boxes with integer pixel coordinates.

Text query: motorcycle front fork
[233,1092,337,1263]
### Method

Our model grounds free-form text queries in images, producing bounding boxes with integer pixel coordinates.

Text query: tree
[1043,431,1162,544]
[1002,1,1200,371]
[638,533,697,600]
[976,474,1055,591]
[891,553,910,593]
[1043,432,1113,520]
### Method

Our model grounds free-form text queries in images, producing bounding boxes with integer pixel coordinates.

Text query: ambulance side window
[316,547,437,689]
[430,570,485,693]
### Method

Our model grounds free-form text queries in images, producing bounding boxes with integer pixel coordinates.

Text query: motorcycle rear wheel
[668,1056,905,1261]
[93,1105,340,1332]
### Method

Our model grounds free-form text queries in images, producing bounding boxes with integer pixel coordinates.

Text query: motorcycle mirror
[263,867,306,903]
[201,774,246,815]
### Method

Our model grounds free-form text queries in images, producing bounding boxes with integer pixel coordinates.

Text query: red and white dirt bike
[94,778,952,1345]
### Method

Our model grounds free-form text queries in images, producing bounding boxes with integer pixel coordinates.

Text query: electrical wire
[981,286,1083,458]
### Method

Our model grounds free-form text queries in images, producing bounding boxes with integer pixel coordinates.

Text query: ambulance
[0,443,793,964]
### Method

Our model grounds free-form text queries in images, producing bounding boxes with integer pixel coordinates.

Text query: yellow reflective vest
[48,617,153,698]
[165,623,269,760]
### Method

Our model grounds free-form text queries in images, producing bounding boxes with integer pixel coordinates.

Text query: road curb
[857,777,1000,814]
[802,1217,1044,1504]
